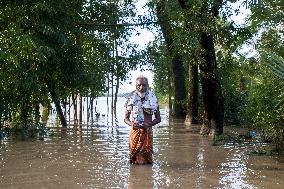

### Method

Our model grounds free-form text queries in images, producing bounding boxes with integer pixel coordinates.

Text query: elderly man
[124,75,161,164]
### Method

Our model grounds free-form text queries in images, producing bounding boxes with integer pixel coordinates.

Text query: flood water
[0,97,284,189]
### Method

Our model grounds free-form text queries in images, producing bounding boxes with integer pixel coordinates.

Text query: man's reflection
[128,164,153,189]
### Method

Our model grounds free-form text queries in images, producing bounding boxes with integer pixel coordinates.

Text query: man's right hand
[132,122,144,129]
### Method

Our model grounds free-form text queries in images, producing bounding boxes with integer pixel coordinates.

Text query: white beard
[137,91,146,98]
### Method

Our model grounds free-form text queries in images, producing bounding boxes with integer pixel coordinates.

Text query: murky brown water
[1,97,284,189]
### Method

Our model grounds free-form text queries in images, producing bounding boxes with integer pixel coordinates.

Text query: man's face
[136,78,148,93]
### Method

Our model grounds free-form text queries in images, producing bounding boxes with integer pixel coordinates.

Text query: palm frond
[261,51,284,80]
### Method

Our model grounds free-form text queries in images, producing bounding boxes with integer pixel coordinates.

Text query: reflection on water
[1,97,284,189]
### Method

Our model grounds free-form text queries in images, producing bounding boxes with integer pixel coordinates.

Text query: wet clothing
[125,90,158,164]
[129,127,153,164]
[125,90,158,124]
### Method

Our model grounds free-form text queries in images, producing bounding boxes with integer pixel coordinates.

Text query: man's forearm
[151,117,161,127]
[124,118,132,127]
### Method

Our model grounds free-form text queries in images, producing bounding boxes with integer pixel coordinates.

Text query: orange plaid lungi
[129,127,153,164]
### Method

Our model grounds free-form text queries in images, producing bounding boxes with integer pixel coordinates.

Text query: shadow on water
[0,97,284,188]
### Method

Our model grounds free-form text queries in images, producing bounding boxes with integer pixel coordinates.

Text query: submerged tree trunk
[72,94,78,127]
[156,0,186,119]
[90,97,94,125]
[106,74,109,111]
[78,94,82,128]
[113,36,119,116]
[21,96,30,130]
[34,103,40,125]
[68,96,71,125]
[168,74,173,115]
[186,63,199,125]
[114,75,119,116]
[172,56,186,118]
[178,0,224,135]
[86,96,89,126]
[46,79,67,128]
[199,33,224,135]
[89,97,93,125]
[63,97,67,120]
[111,72,114,115]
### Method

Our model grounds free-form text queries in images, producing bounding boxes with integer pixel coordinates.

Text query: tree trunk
[106,75,109,114]
[21,96,30,130]
[168,74,173,115]
[199,33,224,135]
[68,96,71,125]
[78,94,82,128]
[34,103,40,125]
[46,80,67,128]
[86,96,89,126]
[178,0,224,135]
[114,75,119,116]
[172,56,186,118]
[113,36,119,117]
[63,97,67,119]
[111,72,114,125]
[72,94,78,127]
[156,0,186,119]
[90,97,94,125]
[186,63,199,125]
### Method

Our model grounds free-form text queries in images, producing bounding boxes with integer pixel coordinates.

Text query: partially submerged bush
[240,63,284,154]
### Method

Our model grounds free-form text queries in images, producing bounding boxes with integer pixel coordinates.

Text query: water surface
[0,97,283,189]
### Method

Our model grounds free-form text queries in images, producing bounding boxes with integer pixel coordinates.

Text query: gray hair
[136,75,148,84]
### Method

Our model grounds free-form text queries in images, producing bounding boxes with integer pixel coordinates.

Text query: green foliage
[240,63,284,151]
[41,106,50,123]
[218,55,246,125]
[1,0,83,128]
[262,51,284,80]
[215,0,283,153]
[0,0,283,155]
[0,0,138,131]
[248,0,283,29]
[239,26,284,153]
[147,39,170,97]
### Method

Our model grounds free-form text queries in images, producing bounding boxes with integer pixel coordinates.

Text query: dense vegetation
[0,0,140,129]
[147,0,283,152]
[0,0,283,152]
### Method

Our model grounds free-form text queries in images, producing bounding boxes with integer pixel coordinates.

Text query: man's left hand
[143,122,152,128]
